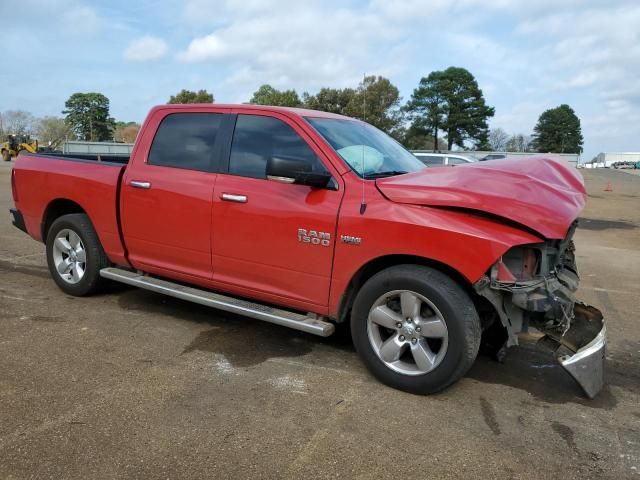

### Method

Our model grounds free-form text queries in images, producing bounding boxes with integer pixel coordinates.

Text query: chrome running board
[100,267,335,337]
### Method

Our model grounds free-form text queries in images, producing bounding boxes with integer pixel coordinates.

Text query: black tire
[2,150,10,162]
[351,265,481,394]
[46,213,109,296]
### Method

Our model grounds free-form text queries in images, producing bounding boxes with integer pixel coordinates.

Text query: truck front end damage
[474,223,606,398]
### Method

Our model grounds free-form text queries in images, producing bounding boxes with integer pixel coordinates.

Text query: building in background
[592,152,640,168]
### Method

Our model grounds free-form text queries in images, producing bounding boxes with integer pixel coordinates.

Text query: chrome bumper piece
[554,303,606,398]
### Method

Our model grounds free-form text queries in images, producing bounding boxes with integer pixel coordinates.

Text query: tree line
[488,104,583,154]
[2,67,583,154]
[0,98,139,149]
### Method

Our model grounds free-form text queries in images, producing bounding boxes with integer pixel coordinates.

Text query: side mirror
[266,156,333,189]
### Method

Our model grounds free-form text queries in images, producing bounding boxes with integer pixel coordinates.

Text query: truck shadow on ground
[117,287,628,407]
[468,343,623,410]
[117,288,354,369]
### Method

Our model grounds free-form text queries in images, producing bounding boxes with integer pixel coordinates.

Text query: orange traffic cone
[605,181,613,192]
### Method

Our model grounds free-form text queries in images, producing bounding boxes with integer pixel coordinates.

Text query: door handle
[129,180,151,189]
[221,193,247,203]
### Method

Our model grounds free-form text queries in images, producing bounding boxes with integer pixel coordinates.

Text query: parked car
[479,153,507,161]
[10,104,605,397]
[612,161,636,169]
[412,152,476,167]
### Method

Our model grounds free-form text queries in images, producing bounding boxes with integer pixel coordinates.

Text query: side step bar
[100,267,335,337]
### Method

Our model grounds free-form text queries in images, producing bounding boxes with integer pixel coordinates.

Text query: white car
[411,152,476,167]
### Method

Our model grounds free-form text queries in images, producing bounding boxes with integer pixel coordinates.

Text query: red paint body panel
[326,176,542,316]
[11,104,587,321]
[211,108,345,308]
[11,155,128,265]
[120,166,217,278]
[212,174,341,307]
[120,105,231,278]
[376,156,586,239]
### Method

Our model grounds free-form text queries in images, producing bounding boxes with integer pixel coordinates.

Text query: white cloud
[178,2,399,93]
[510,3,640,154]
[173,0,640,158]
[59,5,99,34]
[5,0,640,159]
[124,36,168,62]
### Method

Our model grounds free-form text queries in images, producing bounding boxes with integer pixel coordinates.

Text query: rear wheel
[351,265,481,394]
[46,214,109,296]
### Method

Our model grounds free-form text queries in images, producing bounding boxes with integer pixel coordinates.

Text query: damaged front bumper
[474,231,607,398]
[547,303,606,398]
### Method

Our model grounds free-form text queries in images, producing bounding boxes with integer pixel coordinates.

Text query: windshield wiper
[363,170,408,179]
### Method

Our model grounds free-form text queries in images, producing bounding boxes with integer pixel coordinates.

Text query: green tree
[404,72,446,151]
[168,89,214,104]
[531,104,583,153]
[345,75,404,137]
[405,67,494,150]
[249,85,302,107]
[303,76,404,137]
[302,87,355,115]
[63,93,115,141]
[36,116,74,149]
[401,123,447,150]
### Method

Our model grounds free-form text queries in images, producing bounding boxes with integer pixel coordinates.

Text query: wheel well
[336,254,474,323]
[41,199,86,241]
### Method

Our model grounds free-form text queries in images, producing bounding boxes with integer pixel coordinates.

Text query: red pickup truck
[10,104,605,397]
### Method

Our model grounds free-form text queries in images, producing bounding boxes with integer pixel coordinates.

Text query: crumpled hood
[376,156,586,239]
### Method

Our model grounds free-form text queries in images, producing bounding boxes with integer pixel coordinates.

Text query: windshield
[306,117,425,178]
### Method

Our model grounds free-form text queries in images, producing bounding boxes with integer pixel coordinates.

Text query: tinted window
[229,115,326,179]
[417,155,445,166]
[148,113,222,171]
[447,157,466,165]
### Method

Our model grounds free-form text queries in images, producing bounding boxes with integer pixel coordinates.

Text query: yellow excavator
[2,134,38,161]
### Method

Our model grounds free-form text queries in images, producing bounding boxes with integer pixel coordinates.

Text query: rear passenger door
[212,113,343,310]
[121,111,225,279]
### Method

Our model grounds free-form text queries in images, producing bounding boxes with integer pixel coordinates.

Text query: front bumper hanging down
[546,303,606,398]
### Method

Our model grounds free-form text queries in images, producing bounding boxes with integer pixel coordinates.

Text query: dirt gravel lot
[0,161,638,479]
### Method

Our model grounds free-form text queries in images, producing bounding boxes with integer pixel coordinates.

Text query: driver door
[212,113,343,309]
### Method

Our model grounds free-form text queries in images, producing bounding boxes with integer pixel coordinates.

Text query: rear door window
[148,113,222,171]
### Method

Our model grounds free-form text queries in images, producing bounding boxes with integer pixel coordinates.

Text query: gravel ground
[0,161,638,479]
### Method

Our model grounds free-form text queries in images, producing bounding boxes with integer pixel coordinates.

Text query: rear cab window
[148,113,222,171]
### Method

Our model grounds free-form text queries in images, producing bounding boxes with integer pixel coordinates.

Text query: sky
[2,0,639,161]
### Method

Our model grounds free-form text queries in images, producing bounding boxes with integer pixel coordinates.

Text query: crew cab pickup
[10,104,606,397]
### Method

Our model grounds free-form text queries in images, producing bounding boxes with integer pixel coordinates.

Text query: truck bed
[37,152,130,164]
[12,152,129,265]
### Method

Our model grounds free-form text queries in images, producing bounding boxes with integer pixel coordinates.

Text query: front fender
[328,186,543,316]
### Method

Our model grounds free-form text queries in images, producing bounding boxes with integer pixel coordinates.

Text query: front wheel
[351,265,481,394]
[46,213,109,296]
[2,150,10,162]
